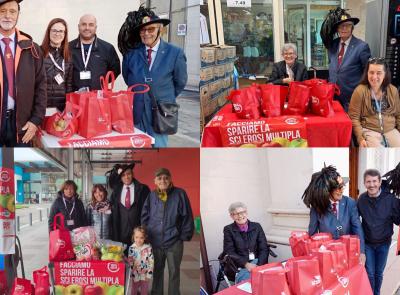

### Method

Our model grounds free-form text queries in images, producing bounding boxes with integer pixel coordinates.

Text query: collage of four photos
[0,0,400,295]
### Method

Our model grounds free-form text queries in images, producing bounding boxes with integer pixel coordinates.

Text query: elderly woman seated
[268,43,308,85]
[223,202,269,283]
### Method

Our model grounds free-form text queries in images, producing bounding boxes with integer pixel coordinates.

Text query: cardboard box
[225,62,234,76]
[200,46,216,67]
[200,66,214,85]
[202,97,219,117]
[214,64,225,79]
[209,80,223,99]
[200,84,210,106]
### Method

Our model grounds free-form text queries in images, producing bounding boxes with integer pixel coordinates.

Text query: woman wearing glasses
[302,165,366,264]
[41,18,73,111]
[268,43,308,85]
[349,57,400,147]
[223,202,269,283]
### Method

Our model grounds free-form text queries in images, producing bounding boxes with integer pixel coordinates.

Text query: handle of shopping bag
[309,66,317,79]
[127,83,150,94]
[334,84,341,96]
[65,102,83,119]
[53,213,65,231]
[100,71,116,92]
[97,98,110,125]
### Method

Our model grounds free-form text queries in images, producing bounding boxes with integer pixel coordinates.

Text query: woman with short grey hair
[268,43,308,85]
[223,202,269,284]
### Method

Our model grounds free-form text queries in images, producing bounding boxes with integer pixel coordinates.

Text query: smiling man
[120,7,188,147]
[0,0,46,147]
[357,169,400,295]
[327,11,371,112]
[69,14,120,91]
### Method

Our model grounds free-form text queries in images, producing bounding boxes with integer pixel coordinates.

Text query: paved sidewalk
[169,90,200,147]
[381,231,400,295]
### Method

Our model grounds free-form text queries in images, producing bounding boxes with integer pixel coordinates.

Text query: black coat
[110,178,150,245]
[223,221,269,267]
[42,46,73,111]
[48,192,87,232]
[357,190,400,245]
[69,35,121,91]
[141,186,194,249]
[268,60,308,85]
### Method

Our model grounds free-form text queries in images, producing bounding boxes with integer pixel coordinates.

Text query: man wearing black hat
[141,168,194,295]
[0,0,46,147]
[327,11,371,112]
[69,14,120,91]
[120,8,188,147]
[109,163,150,247]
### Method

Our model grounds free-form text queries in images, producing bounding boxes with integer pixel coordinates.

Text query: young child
[128,226,154,295]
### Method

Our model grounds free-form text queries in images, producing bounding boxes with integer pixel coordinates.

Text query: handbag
[149,88,180,135]
[49,213,75,262]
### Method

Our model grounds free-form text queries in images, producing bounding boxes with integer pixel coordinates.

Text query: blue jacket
[357,190,400,245]
[141,186,194,249]
[308,196,365,253]
[122,39,188,129]
[328,36,371,107]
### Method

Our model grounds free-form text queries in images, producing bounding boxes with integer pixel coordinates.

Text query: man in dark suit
[120,8,188,147]
[327,12,371,111]
[268,43,308,85]
[109,163,150,248]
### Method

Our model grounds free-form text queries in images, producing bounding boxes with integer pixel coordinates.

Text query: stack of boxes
[200,45,236,131]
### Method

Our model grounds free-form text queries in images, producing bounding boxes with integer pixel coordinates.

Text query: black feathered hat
[333,12,359,29]
[118,163,135,178]
[133,14,170,32]
[0,0,23,4]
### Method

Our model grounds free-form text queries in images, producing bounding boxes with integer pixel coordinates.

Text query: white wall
[17,0,138,90]
[201,148,350,277]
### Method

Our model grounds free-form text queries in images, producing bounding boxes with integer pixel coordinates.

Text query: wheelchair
[214,243,278,293]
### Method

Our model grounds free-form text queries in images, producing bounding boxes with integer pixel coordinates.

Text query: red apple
[84,285,103,295]
[261,142,282,147]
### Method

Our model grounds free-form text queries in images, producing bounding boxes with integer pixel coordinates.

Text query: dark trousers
[365,242,390,295]
[0,110,31,147]
[151,240,183,295]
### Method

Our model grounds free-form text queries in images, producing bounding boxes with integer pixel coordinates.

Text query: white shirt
[121,183,135,207]
[337,35,352,60]
[0,31,16,110]
[145,38,161,71]
[330,200,339,219]
[200,13,210,44]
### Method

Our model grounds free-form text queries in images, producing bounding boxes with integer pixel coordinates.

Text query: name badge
[80,71,91,80]
[54,73,64,85]
[145,77,153,83]
[249,252,255,261]
[67,220,75,226]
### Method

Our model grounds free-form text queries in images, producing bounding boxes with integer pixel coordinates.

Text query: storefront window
[284,0,340,67]
[221,0,274,77]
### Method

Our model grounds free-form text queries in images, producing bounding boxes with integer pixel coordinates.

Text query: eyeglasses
[232,210,247,217]
[338,23,353,29]
[368,57,385,63]
[283,52,295,56]
[139,26,159,35]
[50,29,65,35]
[0,9,18,17]
[335,183,346,191]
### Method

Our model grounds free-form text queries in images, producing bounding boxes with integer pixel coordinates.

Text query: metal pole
[67,149,74,181]
[39,210,42,222]
[47,208,49,218]
[29,213,32,226]
[16,216,20,232]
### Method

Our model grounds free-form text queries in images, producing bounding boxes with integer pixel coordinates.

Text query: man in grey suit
[327,12,371,111]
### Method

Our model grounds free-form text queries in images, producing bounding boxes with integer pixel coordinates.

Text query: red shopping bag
[260,84,288,117]
[325,241,349,275]
[79,92,111,138]
[0,270,7,295]
[310,248,338,288]
[251,263,291,295]
[33,266,49,295]
[303,78,327,87]
[227,88,260,119]
[309,83,339,117]
[100,71,150,133]
[289,231,310,257]
[44,102,81,138]
[339,235,360,269]
[285,82,310,115]
[11,278,34,295]
[311,232,333,242]
[303,233,333,254]
[49,213,75,262]
[285,256,324,295]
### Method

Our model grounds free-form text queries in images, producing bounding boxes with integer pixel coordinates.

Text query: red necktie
[337,42,345,66]
[2,38,14,97]
[125,186,131,209]
[147,48,152,66]
[332,202,337,218]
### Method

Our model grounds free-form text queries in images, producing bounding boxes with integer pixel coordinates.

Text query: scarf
[236,222,249,232]
[91,200,111,212]
[156,183,174,203]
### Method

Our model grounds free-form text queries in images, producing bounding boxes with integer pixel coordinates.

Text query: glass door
[284,0,341,67]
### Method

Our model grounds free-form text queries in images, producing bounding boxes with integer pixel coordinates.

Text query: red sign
[54,261,125,286]
[219,116,308,147]
[0,167,15,254]
[58,134,152,148]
